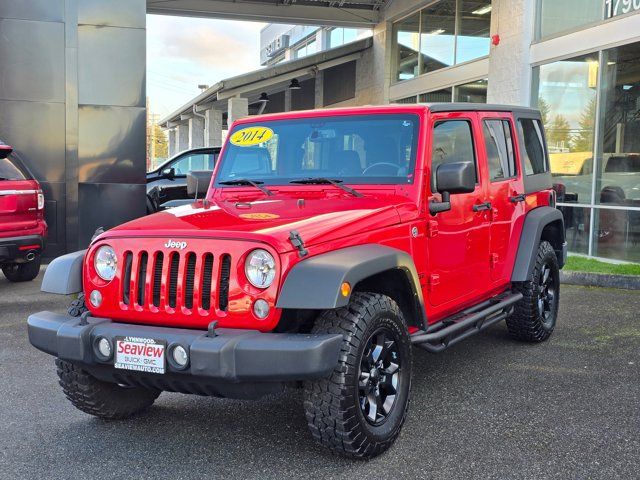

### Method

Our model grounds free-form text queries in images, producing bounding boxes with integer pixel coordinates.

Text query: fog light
[253,299,270,319]
[89,289,102,307]
[172,345,189,367]
[97,337,112,359]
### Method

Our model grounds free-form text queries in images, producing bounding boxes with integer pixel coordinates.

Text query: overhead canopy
[159,37,372,127]
[147,0,384,27]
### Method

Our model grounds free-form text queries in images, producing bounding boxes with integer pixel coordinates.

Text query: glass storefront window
[536,0,603,39]
[394,13,420,81]
[535,55,598,204]
[419,88,453,102]
[454,79,487,102]
[597,43,640,209]
[393,0,491,83]
[592,207,640,262]
[419,0,456,75]
[456,0,491,64]
[560,205,591,256]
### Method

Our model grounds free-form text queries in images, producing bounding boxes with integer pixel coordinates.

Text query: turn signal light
[340,282,351,297]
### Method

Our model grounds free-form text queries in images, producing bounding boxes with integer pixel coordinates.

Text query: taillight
[37,190,44,210]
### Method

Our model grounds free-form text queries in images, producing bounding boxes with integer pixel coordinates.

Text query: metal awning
[159,37,372,126]
[147,0,385,27]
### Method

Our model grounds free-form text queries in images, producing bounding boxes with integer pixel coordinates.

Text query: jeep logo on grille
[164,239,187,250]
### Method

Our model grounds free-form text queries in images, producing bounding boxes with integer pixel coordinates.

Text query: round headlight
[94,245,117,281]
[245,249,276,289]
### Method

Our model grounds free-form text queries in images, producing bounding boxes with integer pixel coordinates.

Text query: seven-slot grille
[120,250,231,313]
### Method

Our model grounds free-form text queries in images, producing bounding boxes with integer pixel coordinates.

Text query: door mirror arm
[429,191,451,215]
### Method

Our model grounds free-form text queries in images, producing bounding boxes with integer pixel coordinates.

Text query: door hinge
[427,220,439,237]
[428,274,440,290]
[490,253,499,269]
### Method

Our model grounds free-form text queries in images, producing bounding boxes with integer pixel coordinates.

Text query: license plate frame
[114,336,166,374]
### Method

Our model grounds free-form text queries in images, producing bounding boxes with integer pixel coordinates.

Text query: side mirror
[429,161,476,215]
[162,167,175,179]
[187,170,213,199]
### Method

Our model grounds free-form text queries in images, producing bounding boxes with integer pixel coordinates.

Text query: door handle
[509,194,526,203]
[473,202,492,212]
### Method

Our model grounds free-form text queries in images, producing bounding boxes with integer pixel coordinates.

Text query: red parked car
[0,143,47,282]
[28,105,566,458]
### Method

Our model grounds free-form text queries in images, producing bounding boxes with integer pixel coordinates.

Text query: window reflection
[536,55,598,204]
[592,207,640,262]
[394,13,420,81]
[598,44,640,207]
[420,0,456,74]
[455,79,487,103]
[457,1,491,64]
[558,205,590,255]
[536,0,602,40]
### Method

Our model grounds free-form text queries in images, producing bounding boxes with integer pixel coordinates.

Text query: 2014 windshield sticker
[230,126,273,146]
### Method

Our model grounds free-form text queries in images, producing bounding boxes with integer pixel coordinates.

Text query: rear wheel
[507,241,560,342]
[2,255,41,282]
[56,359,160,419]
[303,293,412,459]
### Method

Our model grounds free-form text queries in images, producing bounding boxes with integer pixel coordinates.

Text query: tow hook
[289,230,308,258]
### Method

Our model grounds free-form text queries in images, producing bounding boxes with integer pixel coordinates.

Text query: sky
[147,15,266,119]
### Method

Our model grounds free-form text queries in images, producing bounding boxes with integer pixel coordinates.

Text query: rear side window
[483,120,516,180]
[518,118,547,175]
[0,156,28,180]
[431,120,477,191]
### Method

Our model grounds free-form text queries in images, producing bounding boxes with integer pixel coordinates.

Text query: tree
[153,124,168,159]
[571,97,596,153]
[547,114,571,148]
[538,97,551,132]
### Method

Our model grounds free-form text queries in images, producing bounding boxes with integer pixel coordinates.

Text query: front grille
[119,248,231,315]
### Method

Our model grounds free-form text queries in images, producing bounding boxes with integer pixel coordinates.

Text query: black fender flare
[276,244,426,324]
[511,207,566,282]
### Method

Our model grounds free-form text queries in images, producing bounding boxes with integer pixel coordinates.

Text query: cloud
[147,15,266,116]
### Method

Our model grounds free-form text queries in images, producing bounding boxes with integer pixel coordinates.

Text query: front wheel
[507,240,560,342]
[303,293,412,459]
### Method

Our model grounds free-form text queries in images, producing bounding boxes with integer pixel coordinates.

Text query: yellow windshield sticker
[230,126,274,147]
[239,213,280,220]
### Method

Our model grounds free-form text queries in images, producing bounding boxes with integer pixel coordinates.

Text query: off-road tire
[68,293,89,317]
[507,240,560,342]
[303,293,412,459]
[55,359,160,419]
[2,255,41,282]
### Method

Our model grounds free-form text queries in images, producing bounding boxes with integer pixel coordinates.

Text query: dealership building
[2,0,640,262]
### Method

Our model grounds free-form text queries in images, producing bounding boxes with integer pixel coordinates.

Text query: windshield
[215,114,420,186]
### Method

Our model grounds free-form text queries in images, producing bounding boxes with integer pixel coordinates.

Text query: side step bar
[411,291,523,353]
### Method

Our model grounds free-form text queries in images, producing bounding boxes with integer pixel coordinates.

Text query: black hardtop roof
[424,102,540,115]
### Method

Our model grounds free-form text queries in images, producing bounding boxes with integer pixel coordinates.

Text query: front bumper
[0,234,43,263]
[28,312,342,398]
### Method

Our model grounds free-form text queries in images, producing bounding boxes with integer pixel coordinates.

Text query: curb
[560,270,640,290]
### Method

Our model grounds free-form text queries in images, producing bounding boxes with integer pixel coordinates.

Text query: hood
[101,193,415,252]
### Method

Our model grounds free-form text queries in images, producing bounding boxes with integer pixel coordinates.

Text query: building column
[284,89,292,112]
[168,129,177,157]
[188,115,204,148]
[228,97,249,126]
[314,71,324,108]
[177,124,189,153]
[486,0,535,106]
[204,109,223,147]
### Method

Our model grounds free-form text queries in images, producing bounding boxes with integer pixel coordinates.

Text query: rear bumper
[0,234,44,263]
[28,311,342,397]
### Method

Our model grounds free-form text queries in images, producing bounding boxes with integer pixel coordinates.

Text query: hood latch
[289,230,308,258]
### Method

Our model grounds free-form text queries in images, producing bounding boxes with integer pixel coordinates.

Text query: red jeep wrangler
[0,143,47,282]
[28,104,566,458]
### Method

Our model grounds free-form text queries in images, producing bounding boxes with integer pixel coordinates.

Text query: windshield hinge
[289,230,308,258]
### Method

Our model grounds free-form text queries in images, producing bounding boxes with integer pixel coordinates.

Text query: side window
[518,118,548,175]
[431,120,477,191]
[172,153,216,174]
[483,119,516,181]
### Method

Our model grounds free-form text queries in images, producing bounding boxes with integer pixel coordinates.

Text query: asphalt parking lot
[1,272,639,480]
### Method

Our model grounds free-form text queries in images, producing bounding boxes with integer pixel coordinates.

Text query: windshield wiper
[219,178,274,196]
[289,178,363,197]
